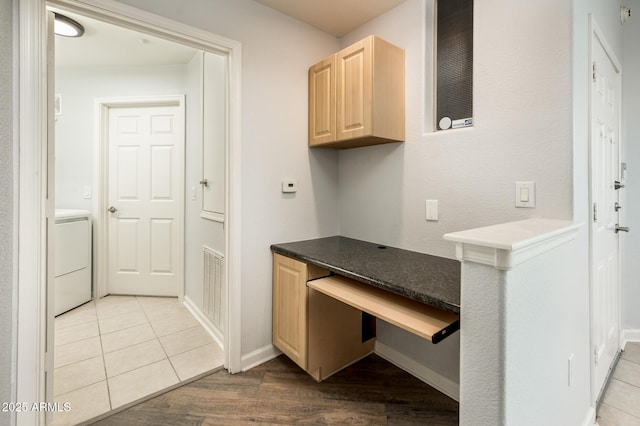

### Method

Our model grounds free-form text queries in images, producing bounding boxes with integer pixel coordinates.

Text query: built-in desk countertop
[270,236,461,314]
[271,236,461,380]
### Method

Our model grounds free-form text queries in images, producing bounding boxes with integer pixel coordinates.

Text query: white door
[590,27,622,403]
[107,102,184,296]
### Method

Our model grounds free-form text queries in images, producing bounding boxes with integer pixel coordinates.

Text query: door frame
[18,1,243,422]
[95,96,186,300]
[588,15,623,406]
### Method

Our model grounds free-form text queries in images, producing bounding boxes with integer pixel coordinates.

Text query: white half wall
[445,219,589,426]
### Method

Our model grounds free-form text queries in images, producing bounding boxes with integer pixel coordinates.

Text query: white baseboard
[583,406,597,426]
[622,329,640,349]
[375,341,459,402]
[241,344,281,372]
[183,296,224,349]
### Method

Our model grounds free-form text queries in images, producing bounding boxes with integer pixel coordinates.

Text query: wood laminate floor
[91,354,459,425]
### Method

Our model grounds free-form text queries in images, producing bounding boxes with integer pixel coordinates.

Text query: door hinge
[593,62,597,82]
[593,203,598,223]
[594,346,599,366]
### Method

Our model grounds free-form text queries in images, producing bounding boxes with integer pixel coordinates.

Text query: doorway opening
[15,0,242,423]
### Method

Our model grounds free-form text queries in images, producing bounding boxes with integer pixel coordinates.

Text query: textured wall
[459,235,590,425]
[502,239,590,425]
[339,0,573,257]
[337,0,573,385]
[0,0,15,420]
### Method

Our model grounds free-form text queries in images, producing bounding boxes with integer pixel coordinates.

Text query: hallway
[51,296,224,425]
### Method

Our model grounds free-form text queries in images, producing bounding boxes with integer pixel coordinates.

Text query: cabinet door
[336,36,372,141]
[202,51,227,221]
[309,56,336,146]
[272,253,308,369]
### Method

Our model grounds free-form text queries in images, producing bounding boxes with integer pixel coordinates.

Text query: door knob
[199,178,208,188]
[615,224,630,233]
[614,180,625,190]
[107,206,118,213]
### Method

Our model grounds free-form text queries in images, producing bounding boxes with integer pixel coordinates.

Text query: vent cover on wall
[203,245,225,341]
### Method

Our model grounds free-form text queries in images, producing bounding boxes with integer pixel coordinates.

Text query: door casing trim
[18,1,243,423]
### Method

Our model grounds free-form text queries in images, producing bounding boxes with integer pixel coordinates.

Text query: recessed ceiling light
[54,13,84,38]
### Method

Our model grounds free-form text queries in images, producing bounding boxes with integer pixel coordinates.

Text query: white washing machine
[54,209,92,316]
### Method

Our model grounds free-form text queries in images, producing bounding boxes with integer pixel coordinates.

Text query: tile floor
[597,342,640,425]
[51,295,224,426]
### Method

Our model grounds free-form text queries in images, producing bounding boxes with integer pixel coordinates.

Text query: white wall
[337,0,575,385]
[55,64,189,211]
[184,51,225,313]
[0,0,15,422]
[622,0,640,333]
[113,0,341,360]
[340,0,574,257]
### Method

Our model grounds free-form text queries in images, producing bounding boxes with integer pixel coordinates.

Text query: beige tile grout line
[136,295,222,382]
[56,296,223,421]
[136,296,183,382]
[93,299,113,413]
[599,343,640,422]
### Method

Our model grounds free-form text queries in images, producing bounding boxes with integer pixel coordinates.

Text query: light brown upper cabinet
[309,35,405,149]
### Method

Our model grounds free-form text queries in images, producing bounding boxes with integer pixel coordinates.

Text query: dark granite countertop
[270,236,460,314]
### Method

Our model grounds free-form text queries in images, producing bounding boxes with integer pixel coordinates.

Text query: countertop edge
[270,244,461,315]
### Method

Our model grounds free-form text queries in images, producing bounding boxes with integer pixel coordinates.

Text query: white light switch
[426,200,439,221]
[82,185,92,199]
[515,182,535,208]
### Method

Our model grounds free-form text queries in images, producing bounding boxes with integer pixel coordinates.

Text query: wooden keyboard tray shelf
[307,275,459,344]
